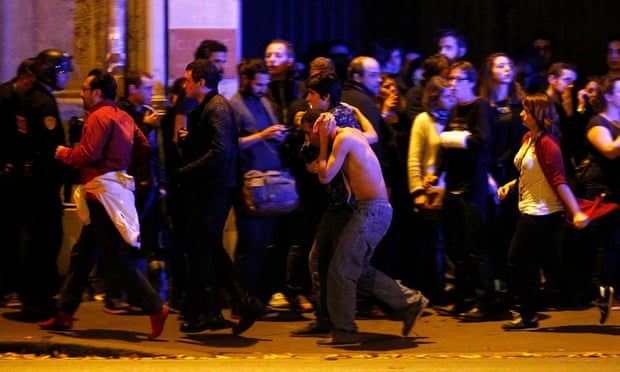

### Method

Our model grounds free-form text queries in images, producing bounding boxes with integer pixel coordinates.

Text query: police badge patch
[16,115,28,134]
[44,116,58,130]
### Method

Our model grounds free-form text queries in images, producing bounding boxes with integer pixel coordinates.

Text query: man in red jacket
[38,69,168,340]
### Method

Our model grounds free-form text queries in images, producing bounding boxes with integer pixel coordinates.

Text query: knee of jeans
[328,262,358,283]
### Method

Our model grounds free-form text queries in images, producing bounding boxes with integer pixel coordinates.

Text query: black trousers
[507,212,563,319]
[57,199,163,315]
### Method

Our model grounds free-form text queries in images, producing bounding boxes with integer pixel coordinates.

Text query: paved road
[1,300,619,363]
[1,357,618,371]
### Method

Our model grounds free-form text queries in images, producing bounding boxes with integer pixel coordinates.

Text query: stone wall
[1,0,242,263]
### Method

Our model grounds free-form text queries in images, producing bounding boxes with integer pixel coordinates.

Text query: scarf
[430,108,450,126]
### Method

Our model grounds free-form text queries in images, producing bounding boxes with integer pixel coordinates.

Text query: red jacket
[57,99,149,184]
[522,132,568,190]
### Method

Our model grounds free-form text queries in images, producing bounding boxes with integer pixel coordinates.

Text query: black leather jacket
[177,90,239,191]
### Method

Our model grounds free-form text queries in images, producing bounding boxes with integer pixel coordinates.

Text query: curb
[0,341,157,358]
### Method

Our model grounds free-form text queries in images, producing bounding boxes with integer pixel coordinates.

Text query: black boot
[180,311,235,333]
[180,286,233,333]
[232,295,265,335]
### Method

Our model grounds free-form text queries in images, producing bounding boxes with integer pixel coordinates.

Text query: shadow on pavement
[313,332,421,351]
[3,311,40,323]
[258,311,310,322]
[179,333,262,348]
[44,328,151,343]
[539,324,620,336]
[0,341,155,358]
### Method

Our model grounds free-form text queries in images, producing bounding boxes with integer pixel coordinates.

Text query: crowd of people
[1,27,620,346]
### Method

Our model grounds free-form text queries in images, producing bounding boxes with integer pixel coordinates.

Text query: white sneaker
[598,286,614,324]
[3,293,22,309]
[268,292,290,309]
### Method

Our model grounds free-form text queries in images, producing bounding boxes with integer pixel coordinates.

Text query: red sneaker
[148,305,169,340]
[38,311,73,330]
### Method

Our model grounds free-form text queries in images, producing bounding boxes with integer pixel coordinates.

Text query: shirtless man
[300,111,429,347]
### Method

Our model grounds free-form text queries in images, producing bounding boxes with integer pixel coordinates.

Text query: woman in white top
[498,93,589,331]
[408,76,454,201]
[405,75,455,301]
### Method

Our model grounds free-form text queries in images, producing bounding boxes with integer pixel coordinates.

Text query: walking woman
[478,52,527,295]
[583,75,620,324]
[497,93,589,330]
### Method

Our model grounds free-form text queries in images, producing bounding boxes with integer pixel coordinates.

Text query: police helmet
[34,49,73,90]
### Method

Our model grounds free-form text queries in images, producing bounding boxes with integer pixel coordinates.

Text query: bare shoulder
[333,128,365,149]
[337,127,367,142]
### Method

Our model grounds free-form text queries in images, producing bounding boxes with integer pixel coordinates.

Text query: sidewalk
[1,300,620,359]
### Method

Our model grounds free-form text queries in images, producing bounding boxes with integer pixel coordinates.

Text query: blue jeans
[327,199,416,334]
[309,204,353,325]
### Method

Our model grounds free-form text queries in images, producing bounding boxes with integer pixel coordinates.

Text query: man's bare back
[316,116,388,201]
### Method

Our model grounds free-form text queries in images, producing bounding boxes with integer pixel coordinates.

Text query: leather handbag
[415,186,445,221]
[242,169,300,216]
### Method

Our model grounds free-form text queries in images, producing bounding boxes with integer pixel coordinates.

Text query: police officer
[18,49,72,320]
[0,58,37,308]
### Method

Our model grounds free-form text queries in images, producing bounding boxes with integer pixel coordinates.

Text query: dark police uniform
[0,79,29,300]
[18,81,66,319]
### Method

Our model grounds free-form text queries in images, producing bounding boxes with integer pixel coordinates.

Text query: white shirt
[408,112,446,193]
[515,139,564,216]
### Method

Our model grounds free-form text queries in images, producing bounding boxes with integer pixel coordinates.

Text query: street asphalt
[1,298,619,362]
